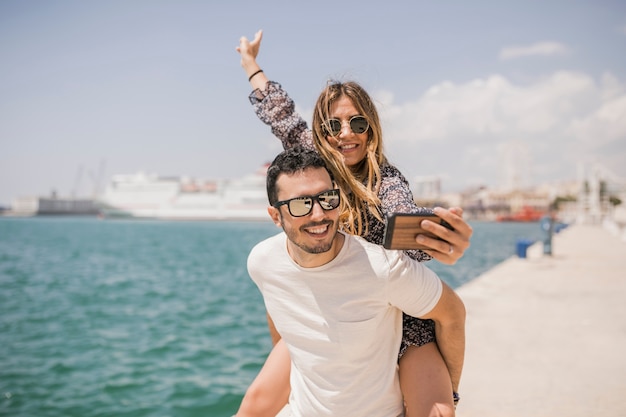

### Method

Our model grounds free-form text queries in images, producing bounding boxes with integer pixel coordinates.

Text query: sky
[1,0,625,206]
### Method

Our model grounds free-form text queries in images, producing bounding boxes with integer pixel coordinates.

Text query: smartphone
[383,211,454,250]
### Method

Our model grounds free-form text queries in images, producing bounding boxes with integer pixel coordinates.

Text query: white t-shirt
[247,231,443,417]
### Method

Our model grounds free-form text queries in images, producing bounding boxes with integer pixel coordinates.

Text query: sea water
[0,216,545,417]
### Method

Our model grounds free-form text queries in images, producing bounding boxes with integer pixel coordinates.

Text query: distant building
[413,176,441,200]
[453,186,551,221]
[575,163,626,229]
[412,176,447,208]
[412,158,626,222]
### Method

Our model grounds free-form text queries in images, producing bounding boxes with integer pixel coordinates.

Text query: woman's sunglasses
[322,116,369,136]
[273,189,341,217]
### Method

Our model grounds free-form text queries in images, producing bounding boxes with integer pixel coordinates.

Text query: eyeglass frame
[272,189,341,217]
[322,116,369,136]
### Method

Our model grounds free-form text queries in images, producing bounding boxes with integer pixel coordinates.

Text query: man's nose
[309,200,326,219]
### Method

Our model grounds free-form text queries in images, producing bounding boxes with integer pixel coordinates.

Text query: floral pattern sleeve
[367,164,432,262]
[248,81,315,151]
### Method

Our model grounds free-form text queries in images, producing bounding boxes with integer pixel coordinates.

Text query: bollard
[516,239,535,258]
[540,215,555,256]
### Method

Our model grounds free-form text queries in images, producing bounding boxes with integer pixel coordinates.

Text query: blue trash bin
[516,239,534,258]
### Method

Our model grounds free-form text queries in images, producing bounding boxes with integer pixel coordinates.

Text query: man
[247,146,466,416]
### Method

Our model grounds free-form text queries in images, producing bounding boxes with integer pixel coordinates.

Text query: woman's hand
[237,29,263,67]
[236,29,269,89]
[418,207,472,265]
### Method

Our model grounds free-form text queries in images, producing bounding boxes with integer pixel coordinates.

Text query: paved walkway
[456,224,626,417]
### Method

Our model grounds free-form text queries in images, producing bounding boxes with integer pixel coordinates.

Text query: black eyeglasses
[273,189,341,217]
[322,116,369,136]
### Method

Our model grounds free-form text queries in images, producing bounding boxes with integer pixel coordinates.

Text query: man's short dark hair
[266,146,334,206]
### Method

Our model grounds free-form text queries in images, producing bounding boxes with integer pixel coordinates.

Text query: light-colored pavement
[456,224,626,417]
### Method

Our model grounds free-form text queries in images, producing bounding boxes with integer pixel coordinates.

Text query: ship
[97,164,271,221]
[496,206,545,222]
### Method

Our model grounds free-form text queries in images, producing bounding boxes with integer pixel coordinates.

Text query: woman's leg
[399,342,455,417]
[235,339,291,417]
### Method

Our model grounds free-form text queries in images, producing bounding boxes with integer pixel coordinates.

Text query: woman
[236,30,472,417]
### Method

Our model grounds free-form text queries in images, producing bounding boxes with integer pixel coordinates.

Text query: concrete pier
[456,224,626,416]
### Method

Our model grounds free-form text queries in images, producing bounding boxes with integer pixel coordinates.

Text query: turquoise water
[0,217,545,417]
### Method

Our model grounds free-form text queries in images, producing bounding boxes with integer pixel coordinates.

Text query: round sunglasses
[273,189,341,217]
[322,116,369,136]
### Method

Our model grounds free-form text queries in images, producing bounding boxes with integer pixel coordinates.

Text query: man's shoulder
[250,232,284,256]
[248,233,286,281]
[344,233,404,263]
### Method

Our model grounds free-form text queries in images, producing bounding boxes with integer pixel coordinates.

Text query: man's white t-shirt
[247,231,443,417]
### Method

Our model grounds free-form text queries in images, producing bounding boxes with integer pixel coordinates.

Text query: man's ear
[268,206,282,228]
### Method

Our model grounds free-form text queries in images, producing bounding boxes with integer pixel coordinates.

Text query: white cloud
[499,41,569,60]
[569,94,626,148]
[375,71,626,191]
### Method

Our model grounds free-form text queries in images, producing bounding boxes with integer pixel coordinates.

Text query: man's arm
[420,282,466,393]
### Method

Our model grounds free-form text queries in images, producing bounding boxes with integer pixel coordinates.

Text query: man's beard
[281,218,337,254]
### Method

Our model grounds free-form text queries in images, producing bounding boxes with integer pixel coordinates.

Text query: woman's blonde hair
[311,80,387,236]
